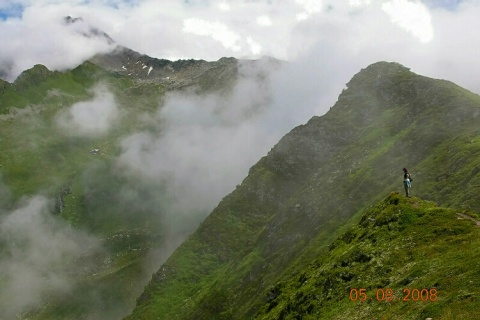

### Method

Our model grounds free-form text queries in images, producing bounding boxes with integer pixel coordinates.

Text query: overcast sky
[0,0,479,94]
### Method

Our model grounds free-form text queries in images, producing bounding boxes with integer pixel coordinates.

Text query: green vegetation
[0,63,163,199]
[0,60,184,319]
[2,59,480,319]
[256,192,480,319]
[0,51,246,319]
[127,62,480,320]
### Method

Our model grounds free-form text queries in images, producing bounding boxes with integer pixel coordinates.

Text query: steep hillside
[256,192,480,319]
[127,62,480,319]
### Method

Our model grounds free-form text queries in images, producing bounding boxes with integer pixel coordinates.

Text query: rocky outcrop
[54,184,72,215]
[89,46,238,91]
[89,46,281,93]
[64,15,115,44]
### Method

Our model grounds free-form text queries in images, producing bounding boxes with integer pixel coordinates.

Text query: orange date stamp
[349,288,438,302]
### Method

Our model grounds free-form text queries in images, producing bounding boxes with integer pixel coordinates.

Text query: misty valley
[1,46,480,320]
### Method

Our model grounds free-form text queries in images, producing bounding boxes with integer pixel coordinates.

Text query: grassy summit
[256,192,480,320]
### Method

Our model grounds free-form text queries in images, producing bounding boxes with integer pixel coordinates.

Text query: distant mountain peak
[346,61,411,89]
[88,46,244,92]
[64,16,82,24]
[63,15,115,45]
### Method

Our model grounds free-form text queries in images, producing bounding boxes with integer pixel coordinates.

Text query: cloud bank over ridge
[0,0,479,95]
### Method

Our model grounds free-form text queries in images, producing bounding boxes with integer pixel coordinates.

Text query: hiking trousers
[404,181,410,197]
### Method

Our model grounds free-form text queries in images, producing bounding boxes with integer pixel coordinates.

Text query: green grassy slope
[0,62,166,320]
[127,62,480,319]
[0,61,162,202]
[0,56,239,319]
[256,192,480,320]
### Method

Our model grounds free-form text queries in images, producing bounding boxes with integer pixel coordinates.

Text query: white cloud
[217,1,230,11]
[0,2,115,81]
[295,0,323,14]
[296,12,309,21]
[2,0,479,95]
[183,17,241,51]
[247,36,262,55]
[382,0,434,43]
[0,196,100,319]
[0,1,478,113]
[295,0,322,20]
[349,0,372,7]
[116,59,284,231]
[55,83,120,136]
[257,15,272,26]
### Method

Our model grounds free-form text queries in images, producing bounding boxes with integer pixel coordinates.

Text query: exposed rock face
[89,46,240,91]
[64,15,115,44]
[89,46,282,92]
[54,184,72,214]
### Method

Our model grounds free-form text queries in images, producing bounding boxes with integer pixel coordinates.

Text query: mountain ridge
[0,47,282,115]
[126,61,480,319]
[0,42,282,319]
[89,46,240,91]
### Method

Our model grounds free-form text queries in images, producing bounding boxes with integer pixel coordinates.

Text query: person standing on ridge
[403,168,412,197]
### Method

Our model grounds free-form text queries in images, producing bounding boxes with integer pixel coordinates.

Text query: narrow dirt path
[456,212,480,227]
